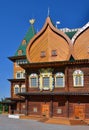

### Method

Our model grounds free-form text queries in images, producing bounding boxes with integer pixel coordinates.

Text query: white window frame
[16,71,25,79]
[73,70,84,87]
[39,72,53,91]
[55,72,65,88]
[29,73,38,88]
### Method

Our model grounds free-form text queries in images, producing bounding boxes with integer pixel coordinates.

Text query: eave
[17,91,89,97]
[8,79,25,82]
[8,55,26,62]
[19,59,89,69]
[6,97,25,101]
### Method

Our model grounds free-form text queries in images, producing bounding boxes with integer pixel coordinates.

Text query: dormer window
[18,50,22,55]
[51,50,57,56]
[40,51,46,57]
[22,40,26,45]
[88,46,89,53]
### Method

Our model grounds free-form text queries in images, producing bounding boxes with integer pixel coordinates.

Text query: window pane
[75,76,82,86]
[21,87,26,92]
[15,87,19,94]
[51,50,57,56]
[56,77,63,86]
[43,77,49,87]
[17,73,20,78]
[31,78,37,87]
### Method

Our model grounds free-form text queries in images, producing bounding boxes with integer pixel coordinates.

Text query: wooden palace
[4,17,89,121]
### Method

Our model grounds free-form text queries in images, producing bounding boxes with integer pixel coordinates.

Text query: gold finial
[29,19,35,25]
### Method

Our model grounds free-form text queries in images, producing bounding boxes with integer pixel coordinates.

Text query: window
[31,77,37,87]
[33,107,37,112]
[14,85,19,94]
[22,71,25,78]
[43,77,49,87]
[16,72,21,79]
[40,51,46,57]
[51,50,57,56]
[57,108,62,114]
[16,71,25,79]
[22,40,26,45]
[21,85,26,93]
[55,73,65,87]
[29,74,38,88]
[73,70,84,87]
[39,72,53,91]
[18,50,22,55]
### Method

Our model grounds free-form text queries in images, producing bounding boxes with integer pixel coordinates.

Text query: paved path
[0,115,89,130]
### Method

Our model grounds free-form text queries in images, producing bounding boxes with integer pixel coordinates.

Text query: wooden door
[74,105,85,120]
[42,104,49,117]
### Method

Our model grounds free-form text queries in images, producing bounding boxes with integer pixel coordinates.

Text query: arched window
[21,84,26,93]
[55,72,65,87]
[73,70,84,87]
[29,73,38,88]
[14,85,20,94]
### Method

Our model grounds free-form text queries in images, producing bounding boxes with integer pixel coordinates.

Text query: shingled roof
[65,31,77,39]
[15,24,36,56]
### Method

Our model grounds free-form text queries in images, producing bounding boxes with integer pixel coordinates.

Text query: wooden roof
[26,17,71,63]
[72,23,89,60]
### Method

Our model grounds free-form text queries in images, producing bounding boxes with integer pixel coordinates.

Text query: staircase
[45,117,70,125]
[70,119,87,125]
[38,117,49,122]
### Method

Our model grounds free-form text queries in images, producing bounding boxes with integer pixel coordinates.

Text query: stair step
[46,118,70,125]
[70,120,87,125]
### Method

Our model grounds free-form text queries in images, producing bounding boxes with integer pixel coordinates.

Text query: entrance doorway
[42,104,49,117]
[74,105,85,120]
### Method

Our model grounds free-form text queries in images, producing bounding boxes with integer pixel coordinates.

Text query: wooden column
[19,101,21,114]
[50,96,53,117]
[25,71,29,92]
[66,96,69,118]
[65,66,69,91]
[25,97,28,116]
[8,105,11,114]
[2,104,5,113]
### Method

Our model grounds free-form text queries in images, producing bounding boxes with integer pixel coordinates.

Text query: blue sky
[0,0,89,99]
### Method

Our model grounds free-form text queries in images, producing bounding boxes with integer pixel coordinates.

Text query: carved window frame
[73,70,84,87]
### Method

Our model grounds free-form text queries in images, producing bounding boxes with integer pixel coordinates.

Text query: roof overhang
[6,97,25,101]
[19,59,89,69]
[8,78,25,82]
[17,91,89,97]
[8,55,26,62]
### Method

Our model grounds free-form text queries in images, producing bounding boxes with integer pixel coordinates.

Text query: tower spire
[47,7,50,17]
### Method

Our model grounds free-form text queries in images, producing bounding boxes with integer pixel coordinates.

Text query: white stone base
[8,114,20,119]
